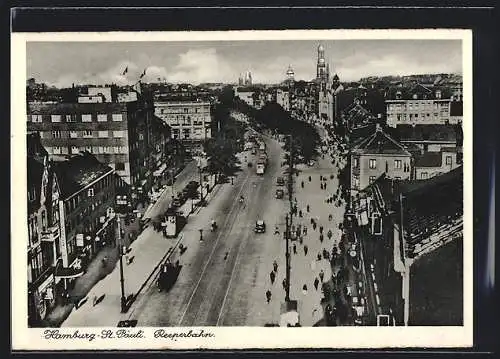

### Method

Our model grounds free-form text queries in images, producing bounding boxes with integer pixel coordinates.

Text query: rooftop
[352,126,411,156]
[409,237,463,325]
[414,151,442,168]
[52,152,113,199]
[401,166,463,250]
[27,156,45,213]
[392,124,459,143]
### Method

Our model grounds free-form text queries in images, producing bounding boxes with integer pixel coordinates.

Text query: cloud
[49,60,141,87]
[167,48,236,84]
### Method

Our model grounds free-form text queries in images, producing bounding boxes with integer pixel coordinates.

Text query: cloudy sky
[27,40,462,87]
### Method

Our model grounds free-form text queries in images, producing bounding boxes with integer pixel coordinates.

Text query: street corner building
[346,166,463,326]
[27,132,119,327]
[27,85,178,210]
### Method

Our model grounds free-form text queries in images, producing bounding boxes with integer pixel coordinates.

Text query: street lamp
[116,213,128,313]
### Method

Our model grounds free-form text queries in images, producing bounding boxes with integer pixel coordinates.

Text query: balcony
[41,226,60,243]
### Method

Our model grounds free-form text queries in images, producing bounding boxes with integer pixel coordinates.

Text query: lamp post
[116,214,127,313]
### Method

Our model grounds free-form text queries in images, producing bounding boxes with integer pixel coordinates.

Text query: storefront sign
[58,201,69,267]
[76,234,84,247]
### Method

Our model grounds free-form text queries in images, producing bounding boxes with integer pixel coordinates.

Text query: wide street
[61,124,354,327]
[126,135,290,326]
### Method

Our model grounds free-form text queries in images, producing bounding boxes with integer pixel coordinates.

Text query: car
[248,162,253,168]
[117,320,138,327]
[187,180,199,188]
[171,198,183,208]
[276,177,285,186]
[275,189,284,199]
[254,220,266,233]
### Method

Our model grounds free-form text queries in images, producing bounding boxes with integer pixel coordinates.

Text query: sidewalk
[284,150,347,326]
[43,214,140,327]
[61,174,219,327]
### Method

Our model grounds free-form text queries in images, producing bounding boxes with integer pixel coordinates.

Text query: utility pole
[284,214,291,302]
[116,215,127,313]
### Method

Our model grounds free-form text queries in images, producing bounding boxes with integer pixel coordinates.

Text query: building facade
[27,87,172,205]
[386,85,463,127]
[350,125,412,196]
[413,147,462,180]
[27,141,61,326]
[52,152,116,284]
[154,101,212,143]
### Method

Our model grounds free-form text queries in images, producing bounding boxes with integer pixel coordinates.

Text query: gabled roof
[27,156,44,214]
[52,152,113,200]
[352,126,411,156]
[401,166,463,248]
[344,103,376,128]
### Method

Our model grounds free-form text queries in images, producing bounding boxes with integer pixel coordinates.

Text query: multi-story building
[413,147,462,180]
[52,152,116,284]
[27,134,61,326]
[350,125,412,197]
[234,87,255,107]
[154,101,212,144]
[27,87,172,205]
[392,124,461,153]
[349,167,463,325]
[386,84,463,127]
[276,88,290,111]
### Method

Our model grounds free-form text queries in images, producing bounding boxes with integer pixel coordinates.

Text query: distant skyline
[27,40,462,87]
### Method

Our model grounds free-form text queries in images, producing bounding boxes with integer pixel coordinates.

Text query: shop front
[28,270,56,325]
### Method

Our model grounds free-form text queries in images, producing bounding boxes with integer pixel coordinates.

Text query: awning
[54,261,84,279]
[153,163,167,177]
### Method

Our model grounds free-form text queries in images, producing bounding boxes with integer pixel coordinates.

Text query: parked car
[275,189,284,199]
[172,198,183,208]
[276,177,285,186]
[254,220,266,233]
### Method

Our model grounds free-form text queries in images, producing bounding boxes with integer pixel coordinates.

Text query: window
[445,155,453,165]
[97,114,108,122]
[112,114,123,122]
[353,157,359,168]
[71,146,79,154]
[114,146,120,154]
[369,176,376,184]
[87,188,94,197]
[113,130,124,138]
[421,172,428,179]
[65,114,74,122]
[83,130,93,138]
[52,146,62,155]
[394,159,402,169]
[51,115,61,123]
[31,115,43,123]
[98,131,108,138]
[69,131,78,138]
[52,130,61,138]
[81,114,92,122]
[115,162,125,171]
[369,159,377,169]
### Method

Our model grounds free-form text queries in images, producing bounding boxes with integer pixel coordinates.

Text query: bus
[256,160,266,175]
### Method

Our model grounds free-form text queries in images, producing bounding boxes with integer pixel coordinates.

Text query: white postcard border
[11,29,473,350]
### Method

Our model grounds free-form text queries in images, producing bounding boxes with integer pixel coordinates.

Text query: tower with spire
[286,64,295,82]
[316,44,329,83]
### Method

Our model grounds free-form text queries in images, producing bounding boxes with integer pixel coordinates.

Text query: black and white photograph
[11,29,473,350]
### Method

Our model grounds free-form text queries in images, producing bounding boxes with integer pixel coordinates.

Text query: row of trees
[253,102,321,163]
[203,86,246,178]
